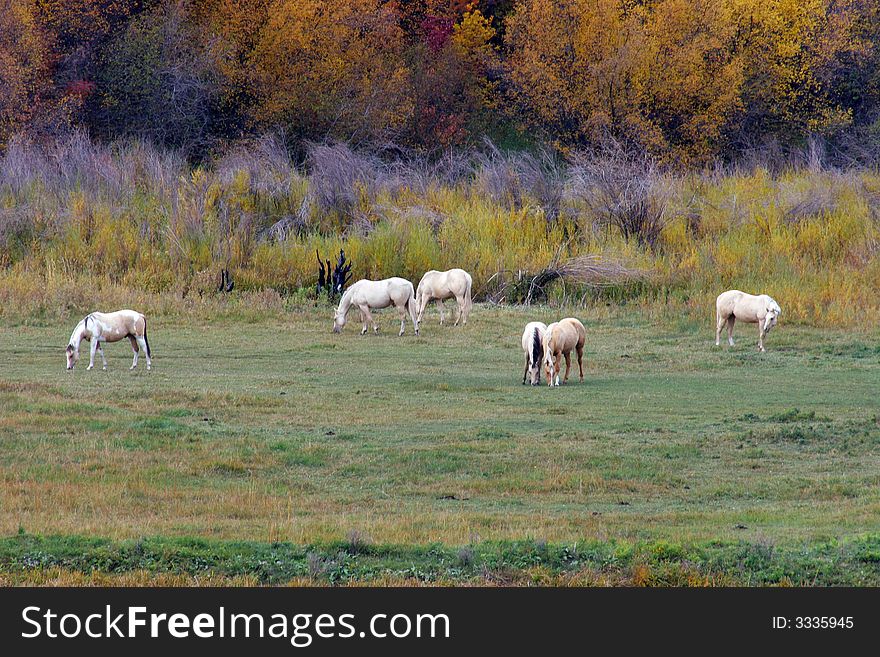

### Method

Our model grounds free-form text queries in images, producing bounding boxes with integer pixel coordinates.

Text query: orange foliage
[245,0,413,143]
[0,0,55,147]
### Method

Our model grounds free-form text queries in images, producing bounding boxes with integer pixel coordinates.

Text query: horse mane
[335,284,356,316]
[531,326,542,367]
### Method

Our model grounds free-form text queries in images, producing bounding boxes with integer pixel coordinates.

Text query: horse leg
[576,344,584,381]
[129,336,139,369]
[726,316,736,346]
[359,306,377,334]
[417,294,430,324]
[715,313,726,346]
[357,305,373,334]
[522,353,529,385]
[437,299,445,325]
[135,336,151,369]
[397,303,407,336]
[454,295,466,326]
[563,352,572,384]
[97,342,107,370]
[87,339,98,370]
[554,354,562,386]
[757,324,766,352]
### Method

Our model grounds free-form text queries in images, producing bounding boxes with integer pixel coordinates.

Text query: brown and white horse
[415,268,473,326]
[333,278,419,336]
[66,310,151,370]
[521,321,547,386]
[715,290,781,352]
[543,318,586,386]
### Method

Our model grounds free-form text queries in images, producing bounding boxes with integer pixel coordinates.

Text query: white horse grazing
[333,278,419,336]
[65,310,151,371]
[415,268,473,326]
[521,321,547,386]
[715,290,781,352]
[543,318,586,386]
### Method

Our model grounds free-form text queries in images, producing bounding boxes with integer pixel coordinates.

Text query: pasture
[0,305,878,584]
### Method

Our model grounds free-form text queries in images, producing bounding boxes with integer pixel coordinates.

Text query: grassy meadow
[1,304,878,585]
[1,135,879,584]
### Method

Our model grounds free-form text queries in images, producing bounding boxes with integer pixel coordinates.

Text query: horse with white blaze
[715,290,781,352]
[65,310,151,371]
[521,321,547,386]
[333,278,419,336]
[415,268,473,326]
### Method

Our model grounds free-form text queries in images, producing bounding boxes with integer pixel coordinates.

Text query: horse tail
[531,326,542,368]
[465,274,473,313]
[143,316,152,358]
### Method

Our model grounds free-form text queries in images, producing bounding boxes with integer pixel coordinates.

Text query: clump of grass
[769,408,817,423]
[344,529,371,555]
[456,546,475,567]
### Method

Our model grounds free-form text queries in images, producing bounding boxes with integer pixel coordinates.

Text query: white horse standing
[521,321,547,386]
[65,310,151,371]
[415,268,473,326]
[333,278,419,336]
[715,290,781,352]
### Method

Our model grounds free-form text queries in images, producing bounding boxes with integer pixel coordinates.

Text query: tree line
[2,0,879,163]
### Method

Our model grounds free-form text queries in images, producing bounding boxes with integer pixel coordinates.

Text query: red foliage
[421,14,454,51]
[65,79,95,97]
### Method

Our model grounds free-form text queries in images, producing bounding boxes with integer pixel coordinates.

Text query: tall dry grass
[0,132,878,327]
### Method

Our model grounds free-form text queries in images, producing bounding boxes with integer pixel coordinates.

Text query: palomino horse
[415,268,473,326]
[65,310,151,371]
[715,290,781,352]
[333,278,419,336]
[543,318,586,386]
[521,321,547,386]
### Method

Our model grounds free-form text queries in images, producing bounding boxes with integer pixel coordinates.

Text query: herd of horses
[63,268,782,387]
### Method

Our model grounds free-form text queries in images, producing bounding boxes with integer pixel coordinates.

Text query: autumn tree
[93,0,218,151]
[504,0,743,161]
[406,3,500,146]
[820,0,880,129]
[246,0,413,145]
[0,0,55,149]
[191,0,270,139]
[728,0,861,145]
[34,0,145,128]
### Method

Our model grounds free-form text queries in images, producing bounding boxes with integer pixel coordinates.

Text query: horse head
[332,309,346,333]
[543,349,556,386]
[65,343,79,370]
[763,299,781,333]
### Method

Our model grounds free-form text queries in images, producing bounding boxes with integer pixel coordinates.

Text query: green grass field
[1,304,878,584]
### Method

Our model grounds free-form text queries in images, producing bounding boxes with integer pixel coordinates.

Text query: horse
[415,268,473,326]
[65,310,151,371]
[521,321,548,386]
[715,290,781,352]
[333,278,419,336]
[543,318,586,386]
